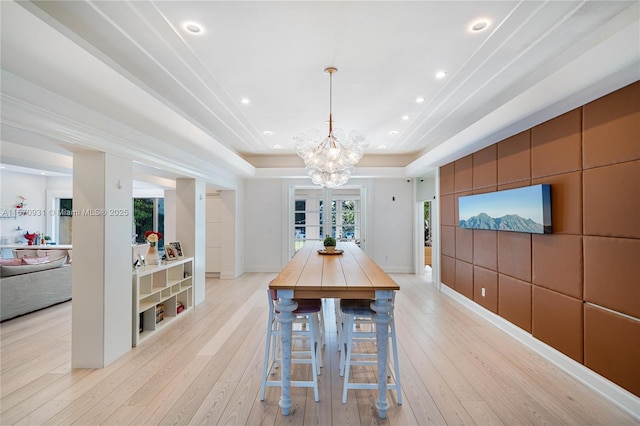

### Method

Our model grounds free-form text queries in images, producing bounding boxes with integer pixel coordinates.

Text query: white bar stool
[338,298,402,405]
[259,289,323,402]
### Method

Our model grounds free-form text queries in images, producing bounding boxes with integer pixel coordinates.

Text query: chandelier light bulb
[328,146,340,160]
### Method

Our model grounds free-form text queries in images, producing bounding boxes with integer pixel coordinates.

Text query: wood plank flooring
[1,272,637,425]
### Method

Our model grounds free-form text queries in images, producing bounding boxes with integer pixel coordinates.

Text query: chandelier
[294,67,368,188]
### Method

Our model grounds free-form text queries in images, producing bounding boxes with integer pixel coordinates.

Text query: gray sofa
[1,256,72,321]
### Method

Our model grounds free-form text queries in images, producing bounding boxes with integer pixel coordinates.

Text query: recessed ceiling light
[470,20,490,32]
[435,71,447,79]
[272,144,283,149]
[377,145,388,149]
[183,22,204,34]
[263,130,273,135]
[415,97,425,103]
[40,172,46,175]
[401,115,410,121]
[389,130,399,136]
[241,98,250,105]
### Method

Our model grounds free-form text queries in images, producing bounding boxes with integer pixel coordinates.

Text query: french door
[292,186,365,253]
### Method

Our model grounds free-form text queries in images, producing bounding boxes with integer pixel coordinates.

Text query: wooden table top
[269,241,399,299]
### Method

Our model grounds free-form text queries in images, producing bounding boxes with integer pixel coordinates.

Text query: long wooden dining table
[269,240,400,419]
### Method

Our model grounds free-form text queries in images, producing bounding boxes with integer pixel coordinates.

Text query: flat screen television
[458,184,551,234]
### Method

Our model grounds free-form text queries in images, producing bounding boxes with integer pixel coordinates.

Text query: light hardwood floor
[1,272,637,425]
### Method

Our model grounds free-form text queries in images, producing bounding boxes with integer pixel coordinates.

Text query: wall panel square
[474,266,498,313]
[532,286,583,363]
[440,162,455,195]
[473,145,497,189]
[532,171,582,235]
[532,234,583,299]
[441,255,456,288]
[455,259,474,299]
[498,130,531,184]
[455,227,473,263]
[583,160,640,239]
[440,194,455,226]
[498,181,531,191]
[584,236,640,319]
[472,186,497,195]
[584,304,640,397]
[583,81,640,169]
[473,230,497,271]
[454,155,473,192]
[498,231,531,282]
[454,191,471,227]
[532,109,582,178]
[441,225,456,258]
[499,274,532,332]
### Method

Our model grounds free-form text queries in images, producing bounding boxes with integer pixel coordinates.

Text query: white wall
[365,178,414,273]
[235,179,245,275]
[243,179,283,272]
[243,177,414,273]
[0,171,49,244]
[205,193,222,274]
[416,176,436,202]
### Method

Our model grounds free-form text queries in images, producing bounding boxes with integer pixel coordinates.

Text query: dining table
[269,240,400,419]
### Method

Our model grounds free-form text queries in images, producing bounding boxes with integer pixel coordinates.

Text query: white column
[163,189,177,242]
[72,152,132,368]
[176,178,206,305]
[220,190,237,279]
[205,193,222,274]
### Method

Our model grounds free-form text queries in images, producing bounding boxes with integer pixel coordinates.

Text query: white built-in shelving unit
[132,257,194,346]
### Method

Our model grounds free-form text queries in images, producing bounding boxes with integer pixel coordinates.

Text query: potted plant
[323,236,336,254]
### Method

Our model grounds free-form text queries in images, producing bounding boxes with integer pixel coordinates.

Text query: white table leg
[275,292,297,415]
[371,290,393,419]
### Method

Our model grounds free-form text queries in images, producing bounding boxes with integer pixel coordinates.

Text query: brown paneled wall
[439,81,640,397]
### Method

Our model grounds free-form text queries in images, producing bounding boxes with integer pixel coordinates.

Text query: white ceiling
[1,1,638,189]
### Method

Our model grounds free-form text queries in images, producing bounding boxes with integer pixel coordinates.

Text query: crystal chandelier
[294,67,368,188]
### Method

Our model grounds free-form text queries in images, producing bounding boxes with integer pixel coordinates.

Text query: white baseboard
[440,284,640,421]
[219,272,238,279]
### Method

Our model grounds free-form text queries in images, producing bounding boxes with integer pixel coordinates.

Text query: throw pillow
[0,258,22,266]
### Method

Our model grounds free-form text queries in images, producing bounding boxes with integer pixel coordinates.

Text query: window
[57,198,73,245]
[133,198,164,248]
[293,196,323,251]
[330,199,361,241]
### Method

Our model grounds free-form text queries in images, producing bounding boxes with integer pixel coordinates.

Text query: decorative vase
[324,246,335,254]
[146,244,161,265]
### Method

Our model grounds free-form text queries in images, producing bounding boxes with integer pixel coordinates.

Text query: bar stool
[338,298,402,405]
[260,289,323,402]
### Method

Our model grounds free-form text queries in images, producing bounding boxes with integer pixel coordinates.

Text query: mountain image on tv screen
[458,185,552,234]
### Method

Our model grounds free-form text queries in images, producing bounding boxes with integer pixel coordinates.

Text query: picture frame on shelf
[171,241,183,257]
[164,242,182,261]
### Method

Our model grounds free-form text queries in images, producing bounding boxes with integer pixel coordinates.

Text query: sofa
[1,250,72,322]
